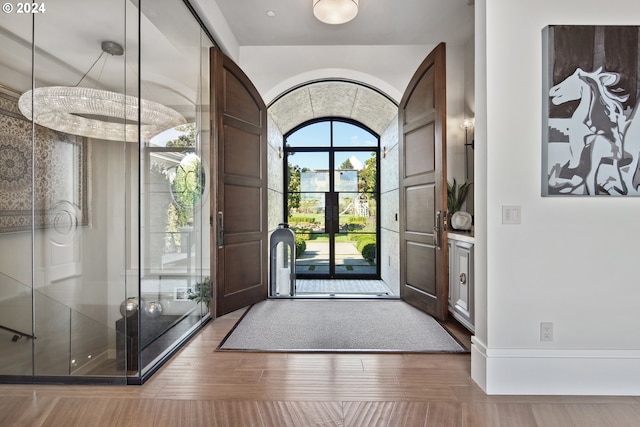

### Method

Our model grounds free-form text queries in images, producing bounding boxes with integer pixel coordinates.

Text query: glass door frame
[283,118,381,280]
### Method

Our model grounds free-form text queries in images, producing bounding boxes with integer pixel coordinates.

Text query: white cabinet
[448,234,474,332]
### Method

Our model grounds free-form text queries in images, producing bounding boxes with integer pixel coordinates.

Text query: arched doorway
[284,118,379,279]
[267,80,400,294]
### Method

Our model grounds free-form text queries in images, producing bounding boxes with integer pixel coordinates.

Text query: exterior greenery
[188,276,211,309]
[295,236,306,258]
[447,179,472,214]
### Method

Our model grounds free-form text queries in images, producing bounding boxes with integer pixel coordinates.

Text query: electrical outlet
[540,322,553,342]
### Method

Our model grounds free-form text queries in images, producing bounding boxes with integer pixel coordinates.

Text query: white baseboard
[482,348,640,395]
[471,337,488,392]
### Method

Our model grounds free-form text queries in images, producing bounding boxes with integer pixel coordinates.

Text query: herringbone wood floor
[1,308,639,426]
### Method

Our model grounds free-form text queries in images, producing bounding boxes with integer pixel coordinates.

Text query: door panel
[405,124,435,176]
[223,126,261,177]
[224,185,262,233]
[211,47,268,316]
[399,43,448,320]
[405,185,435,234]
[406,242,436,294]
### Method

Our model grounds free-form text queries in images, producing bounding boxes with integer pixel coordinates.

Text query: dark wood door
[211,47,268,316]
[398,43,449,320]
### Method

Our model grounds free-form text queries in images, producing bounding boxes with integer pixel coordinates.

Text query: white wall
[475,0,640,394]
[239,45,437,104]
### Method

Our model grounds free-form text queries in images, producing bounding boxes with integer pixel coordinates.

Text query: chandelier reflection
[18,41,185,142]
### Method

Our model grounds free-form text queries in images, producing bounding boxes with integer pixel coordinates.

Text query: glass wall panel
[0,5,34,376]
[29,0,132,379]
[138,0,212,375]
[0,0,212,382]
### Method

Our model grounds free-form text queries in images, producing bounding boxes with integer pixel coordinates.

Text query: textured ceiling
[268,81,398,136]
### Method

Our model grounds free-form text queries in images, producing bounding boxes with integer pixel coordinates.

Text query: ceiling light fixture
[18,41,185,142]
[313,0,358,25]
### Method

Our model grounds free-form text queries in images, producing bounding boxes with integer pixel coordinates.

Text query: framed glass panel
[332,121,377,147]
[286,121,330,147]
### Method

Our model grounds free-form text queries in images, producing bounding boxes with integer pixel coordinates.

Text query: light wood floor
[1,308,639,426]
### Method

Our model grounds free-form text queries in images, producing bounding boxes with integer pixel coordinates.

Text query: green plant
[289,215,316,224]
[447,179,472,214]
[295,236,306,258]
[188,276,211,309]
[361,243,376,262]
[355,235,376,252]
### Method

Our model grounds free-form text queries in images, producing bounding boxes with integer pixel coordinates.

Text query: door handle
[217,211,224,246]
[434,210,442,250]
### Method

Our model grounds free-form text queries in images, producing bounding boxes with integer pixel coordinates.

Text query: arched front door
[284,119,380,280]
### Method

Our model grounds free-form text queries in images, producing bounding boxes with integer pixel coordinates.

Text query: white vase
[451,211,473,230]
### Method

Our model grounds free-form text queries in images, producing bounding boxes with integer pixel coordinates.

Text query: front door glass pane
[335,151,377,276]
[287,121,331,147]
[287,152,329,275]
[333,121,377,147]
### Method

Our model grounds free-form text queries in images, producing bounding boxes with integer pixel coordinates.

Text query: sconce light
[460,118,474,131]
[460,118,474,181]
[460,118,474,149]
[383,146,388,158]
[277,147,283,159]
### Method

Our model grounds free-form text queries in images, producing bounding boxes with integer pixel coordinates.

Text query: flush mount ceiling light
[313,0,359,24]
[18,41,185,142]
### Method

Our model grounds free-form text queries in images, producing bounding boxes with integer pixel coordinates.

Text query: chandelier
[313,0,359,25]
[18,41,185,142]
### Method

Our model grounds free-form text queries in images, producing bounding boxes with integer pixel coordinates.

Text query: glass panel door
[285,120,379,280]
[287,152,329,276]
[334,151,378,276]
[286,149,378,278]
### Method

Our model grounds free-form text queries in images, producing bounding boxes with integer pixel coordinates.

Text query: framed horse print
[542,25,640,196]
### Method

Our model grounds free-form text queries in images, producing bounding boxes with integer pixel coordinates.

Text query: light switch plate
[502,205,521,224]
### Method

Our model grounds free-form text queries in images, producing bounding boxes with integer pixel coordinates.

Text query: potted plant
[447,179,472,230]
[188,276,211,309]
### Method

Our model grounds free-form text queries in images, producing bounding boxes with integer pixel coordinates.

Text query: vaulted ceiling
[269,81,398,136]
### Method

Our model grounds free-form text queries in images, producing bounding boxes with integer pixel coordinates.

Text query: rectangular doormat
[218,299,467,353]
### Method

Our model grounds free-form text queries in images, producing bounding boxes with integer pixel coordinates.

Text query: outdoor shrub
[361,243,376,262]
[290,227,311,240]
[295,236,306,258]
[289,216,315,224]
[346,216,366,224]
[356,235,376,252]
[344,216,366,231]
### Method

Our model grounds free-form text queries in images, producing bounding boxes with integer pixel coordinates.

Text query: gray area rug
[218,300,466,352]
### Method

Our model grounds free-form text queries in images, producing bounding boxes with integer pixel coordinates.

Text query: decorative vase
[451,211,473,231]
[120,297,140,318]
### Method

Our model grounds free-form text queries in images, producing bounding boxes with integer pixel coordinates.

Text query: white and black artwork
[542,25,640,196]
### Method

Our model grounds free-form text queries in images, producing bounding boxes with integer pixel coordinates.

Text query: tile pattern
[295,279,393,295]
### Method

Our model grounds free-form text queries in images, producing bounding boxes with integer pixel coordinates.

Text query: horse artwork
[542,25,640,196]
